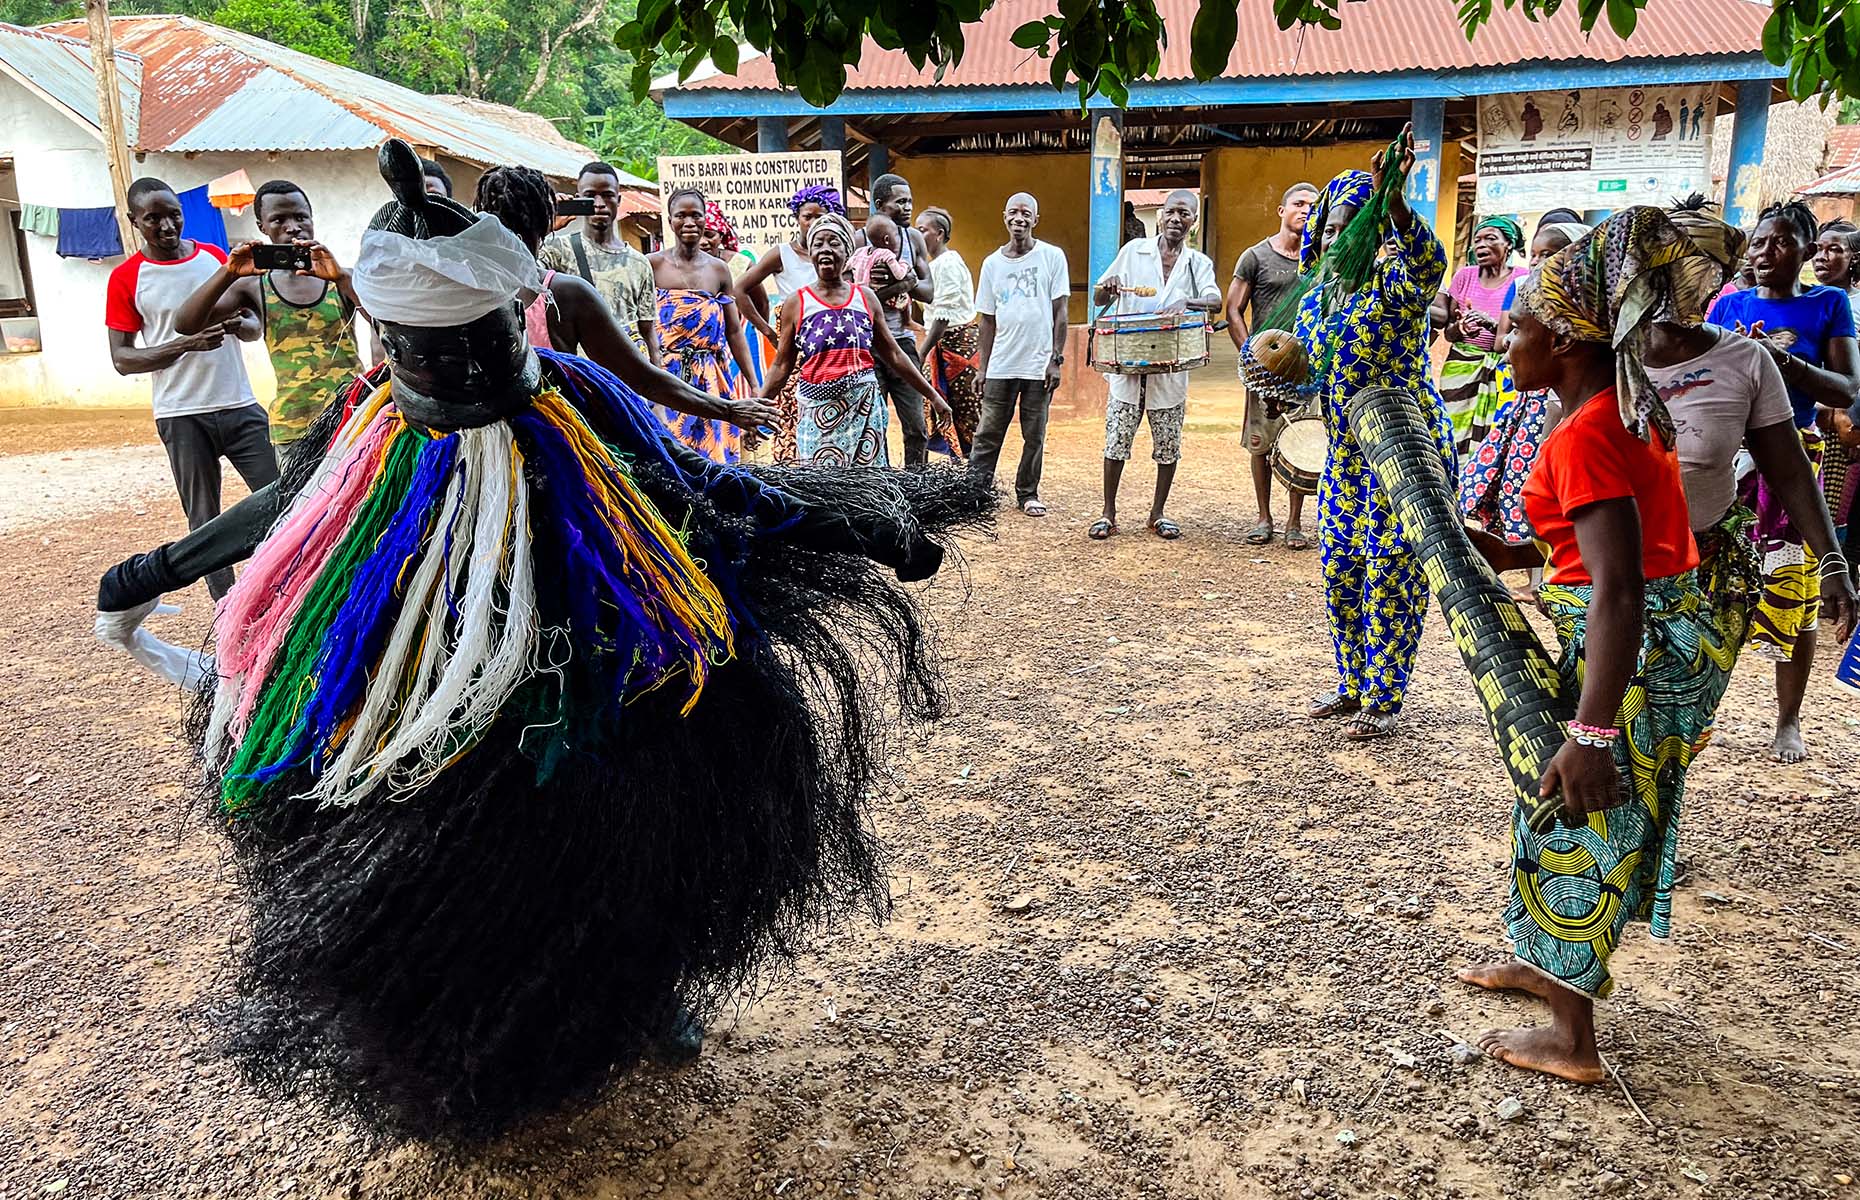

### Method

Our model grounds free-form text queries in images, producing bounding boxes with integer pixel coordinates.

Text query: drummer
[1089,189,1222,541]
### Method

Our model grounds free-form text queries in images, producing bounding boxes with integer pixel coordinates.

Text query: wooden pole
[83,0,137,256]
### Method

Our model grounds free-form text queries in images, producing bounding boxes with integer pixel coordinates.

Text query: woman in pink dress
[1433,216,1529,452]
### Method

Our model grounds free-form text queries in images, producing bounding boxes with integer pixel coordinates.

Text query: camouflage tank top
[262,273,359,444]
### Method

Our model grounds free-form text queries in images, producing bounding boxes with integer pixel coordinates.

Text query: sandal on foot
[1344,712,1397,741]
[1283,527,1310,551]
[1149,517,1181,540]
[1021,499,1049,517]
[1245,520,1274,546]
[1308,689,1362,719]
[1089,518,1117,540]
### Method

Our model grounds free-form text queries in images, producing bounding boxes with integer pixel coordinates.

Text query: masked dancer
[90,141,991,1138]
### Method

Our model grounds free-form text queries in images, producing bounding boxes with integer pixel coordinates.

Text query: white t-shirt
[1644,327,1795,530]
[105,243,256,420]
[1095,236,1220,410]
[975,240,1070,381]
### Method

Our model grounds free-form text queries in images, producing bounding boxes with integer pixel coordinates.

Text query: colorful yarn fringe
[206,378,734,813]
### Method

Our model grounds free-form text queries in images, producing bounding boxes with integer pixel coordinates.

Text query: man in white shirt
[106,176,275,599]
[973,192,1070,516]
[1089,190,1221,540]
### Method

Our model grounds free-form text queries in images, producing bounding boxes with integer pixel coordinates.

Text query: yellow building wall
[891,151,1094,323]
[894,139,1464,330]
[1202,140,1462,282]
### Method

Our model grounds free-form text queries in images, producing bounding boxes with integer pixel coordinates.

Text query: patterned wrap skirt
[1741,426,1825,661]
[929,321,983,458]
[796,370,890,468]
[1505,571,1733,1000]
[1439,342,1512,453]
[1459,388,1550,545]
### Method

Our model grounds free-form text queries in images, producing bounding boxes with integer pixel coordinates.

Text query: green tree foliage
[614,0,1849,110]
[0,0,723,170]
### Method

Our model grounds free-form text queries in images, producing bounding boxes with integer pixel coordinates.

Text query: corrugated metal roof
[672,0,1768,93]
[0,23,138,140]
[29,15,639,184]
[164,67,380,152]
[1825,124,1860,171]
[1802,161,1860,196]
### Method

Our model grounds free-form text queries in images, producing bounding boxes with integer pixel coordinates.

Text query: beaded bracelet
[1568,721,1620,749]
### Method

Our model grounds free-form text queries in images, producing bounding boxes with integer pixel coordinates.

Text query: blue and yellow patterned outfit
[1294,170,1455,715]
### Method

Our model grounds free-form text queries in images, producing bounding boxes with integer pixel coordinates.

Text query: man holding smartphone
[539,161,660,366]
[175,179,361,448]
[108,176,278,600]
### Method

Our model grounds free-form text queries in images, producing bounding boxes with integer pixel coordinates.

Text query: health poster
[1475,87,1715,213]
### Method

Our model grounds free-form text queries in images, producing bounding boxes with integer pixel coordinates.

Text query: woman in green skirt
[1458,208,1737,1083]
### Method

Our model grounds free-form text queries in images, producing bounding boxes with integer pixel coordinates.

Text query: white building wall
[0,79,450,411]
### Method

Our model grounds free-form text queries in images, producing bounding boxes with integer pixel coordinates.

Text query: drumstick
[1123,285,1157,297]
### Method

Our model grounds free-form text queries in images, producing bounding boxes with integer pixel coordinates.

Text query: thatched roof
[1712,99,1840,208]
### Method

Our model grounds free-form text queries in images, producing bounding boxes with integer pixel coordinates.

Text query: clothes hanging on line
[55,207,122,259]
[19,204,58,237]
[178,185,229,252]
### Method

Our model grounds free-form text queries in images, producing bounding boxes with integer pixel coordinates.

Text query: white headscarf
[353,214,540,327]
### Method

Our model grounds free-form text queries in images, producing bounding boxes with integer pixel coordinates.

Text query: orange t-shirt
[1522,388,1700,586]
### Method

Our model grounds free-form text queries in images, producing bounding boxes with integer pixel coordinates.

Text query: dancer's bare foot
[1477,1026,1605,1084]
[1771,718,1808,763]
[1455,961,1554,1000]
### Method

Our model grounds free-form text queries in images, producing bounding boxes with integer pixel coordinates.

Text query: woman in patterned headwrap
[1641,200,1855,687]
[735,185,846,460]
[1295,127,1454,741]
[761,212,950,467]
[1453,207,1759,1084]
[1434,215,1529,451]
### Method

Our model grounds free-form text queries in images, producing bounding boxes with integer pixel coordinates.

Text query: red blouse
[1522,388,1700,586]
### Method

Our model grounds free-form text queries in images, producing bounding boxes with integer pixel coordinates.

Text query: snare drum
[1088,310,1210,376]
[1271,415,1329,496]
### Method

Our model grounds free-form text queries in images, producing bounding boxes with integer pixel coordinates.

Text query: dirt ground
[1,392,1856,1200]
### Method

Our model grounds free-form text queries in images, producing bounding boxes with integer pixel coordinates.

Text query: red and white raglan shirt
[105,243,256,419]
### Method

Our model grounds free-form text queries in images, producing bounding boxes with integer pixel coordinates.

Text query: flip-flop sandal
[1344,713,1397,741]
[1149,518,1182,540]
[1089,518,1116,540]
[1245,520,1275,546]
[1022,499,1049,517]
[1283,528,1310,550]
[1308,689,1362,719]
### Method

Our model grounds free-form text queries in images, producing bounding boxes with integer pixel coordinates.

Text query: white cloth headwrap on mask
[352,214,541,328]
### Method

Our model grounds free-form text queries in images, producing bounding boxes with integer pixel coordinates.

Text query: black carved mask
[377,301,541,431]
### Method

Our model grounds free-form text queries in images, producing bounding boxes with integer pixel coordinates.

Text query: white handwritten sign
[656,151,844,255]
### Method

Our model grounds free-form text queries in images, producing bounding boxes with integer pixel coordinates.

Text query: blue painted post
[1405,97,1445,230]
[867,142,889,186]
[1723,79,1772,231]
[756,116,789,152]
[819,117,846,152]
[1088,110,1125,305]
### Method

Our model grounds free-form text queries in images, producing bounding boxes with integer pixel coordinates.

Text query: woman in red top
[1457,209,1735,1085]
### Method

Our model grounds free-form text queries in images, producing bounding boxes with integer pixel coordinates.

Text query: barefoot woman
[1460,209,1735,1083]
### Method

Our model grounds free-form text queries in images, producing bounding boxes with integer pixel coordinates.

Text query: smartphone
[555,197,598,217]
[252,243,313,272]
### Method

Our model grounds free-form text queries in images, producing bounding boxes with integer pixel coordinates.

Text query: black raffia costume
[96,141,992,1138]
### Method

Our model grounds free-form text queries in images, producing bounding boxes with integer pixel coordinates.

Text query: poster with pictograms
[1475,87,1715,214]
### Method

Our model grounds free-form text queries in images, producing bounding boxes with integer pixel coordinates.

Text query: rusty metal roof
[0,23,139,140]
[672,0,1768,93]
[25,15,642,184]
